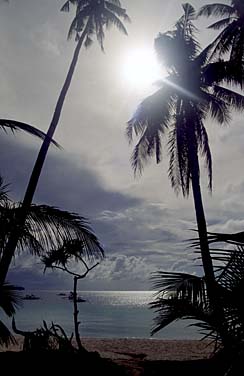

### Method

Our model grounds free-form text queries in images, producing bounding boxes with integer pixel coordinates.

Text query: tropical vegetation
[1,2,244,373]
[150,231,244,375]
[0,177,104,346]
[127,3,244,301]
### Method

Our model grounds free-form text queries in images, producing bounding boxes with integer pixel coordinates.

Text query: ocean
[2,290,203,339]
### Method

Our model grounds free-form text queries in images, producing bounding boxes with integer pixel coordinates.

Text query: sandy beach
[0,337,225,375]
[0,337,214,360]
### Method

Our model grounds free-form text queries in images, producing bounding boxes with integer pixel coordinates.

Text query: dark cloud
[0,135,141,216]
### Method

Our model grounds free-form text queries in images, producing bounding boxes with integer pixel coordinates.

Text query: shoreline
[0,337,214,361]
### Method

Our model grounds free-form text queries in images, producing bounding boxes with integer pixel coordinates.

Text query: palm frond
[0,203,104,261]
[204,60,244,88]
[198,4,235,18]
[102,8,128,36]
[0,283,22,317]
[0,176,10,204]
[182,3,196,20]
[213,85,244,111]
[150,271,210,335]
[65,0,129,46]
[168,128,183,196]
[24,205,104,260]
[61,1,71,12]
[67,6,91,39]
[128,89,173,175]
[195,120,212,191]
[208,17,234,30]
[203,90,231,124]
[150,296,195,335]
[105,1,130,23]
[151,271,207,302]
[130,137,150,176]
[61,0,79,12]
[126,115,147,144]
[207,20,240,59]
[0,119,60,148]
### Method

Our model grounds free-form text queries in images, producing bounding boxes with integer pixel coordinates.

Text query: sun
[121,47,165,90]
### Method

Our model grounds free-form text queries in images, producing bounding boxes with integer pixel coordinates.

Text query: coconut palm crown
[61,0,130,50]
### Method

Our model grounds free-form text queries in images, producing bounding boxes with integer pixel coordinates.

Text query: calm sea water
[2,291,203,339]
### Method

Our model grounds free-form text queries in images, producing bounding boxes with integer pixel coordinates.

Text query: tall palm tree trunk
[190,153,215,299]
[0,23,90,286]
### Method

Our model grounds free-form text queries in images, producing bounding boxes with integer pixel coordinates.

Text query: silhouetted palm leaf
[189,230,244,348]
[0,119,60,147]
[0,203,104,260]
[150,271,215,336]
[0,177,9,204]
[198,1,244,86]
[0,283,22,317]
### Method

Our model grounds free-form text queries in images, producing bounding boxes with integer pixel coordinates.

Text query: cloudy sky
[0,0,242,290]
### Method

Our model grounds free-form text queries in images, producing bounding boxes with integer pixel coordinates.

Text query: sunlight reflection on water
[1,291,203,339]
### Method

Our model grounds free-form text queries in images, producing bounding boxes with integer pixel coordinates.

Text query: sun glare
[121,47,165,91]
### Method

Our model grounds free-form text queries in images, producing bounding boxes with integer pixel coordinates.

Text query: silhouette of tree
[42,239,104,352]
[127,3,244,298]
[0,176,104,345]
[0,1,129,286]
[199,1,244,73]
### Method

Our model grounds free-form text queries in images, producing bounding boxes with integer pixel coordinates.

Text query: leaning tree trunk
[0,23,90,286]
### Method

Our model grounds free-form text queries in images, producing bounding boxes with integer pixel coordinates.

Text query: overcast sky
[0,0,242,290]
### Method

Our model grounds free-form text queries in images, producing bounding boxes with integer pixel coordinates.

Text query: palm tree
[0,0,129,285]
[198,1,244,83]
[127,3,244,298]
